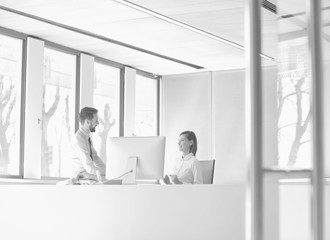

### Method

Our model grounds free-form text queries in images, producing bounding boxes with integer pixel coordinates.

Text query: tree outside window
[0,34,22,176]
[93,62,120,162]
[134,75,158,136]
[41,48,76,177]
[277,37,311,169]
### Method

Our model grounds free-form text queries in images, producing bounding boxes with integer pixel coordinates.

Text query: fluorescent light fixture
[113,0,274,61]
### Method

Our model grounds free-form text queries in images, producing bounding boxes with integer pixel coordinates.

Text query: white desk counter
[0,184,245,240]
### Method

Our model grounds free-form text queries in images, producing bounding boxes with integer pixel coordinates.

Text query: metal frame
[119,68,125,137]
[39,37,82,133]
[245,0,263,239]
[75,54,81,133]
[308,0,324,239]
[94,58,124,137]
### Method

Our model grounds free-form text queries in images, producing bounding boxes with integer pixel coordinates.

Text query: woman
[164,131,203,184]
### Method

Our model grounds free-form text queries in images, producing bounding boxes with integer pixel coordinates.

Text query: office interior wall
[161,72,212,174]
[212,69,246,184]
[212,67,277,183]
[162,67,279,238]
[162,68,276,183]
[162,68,277,184]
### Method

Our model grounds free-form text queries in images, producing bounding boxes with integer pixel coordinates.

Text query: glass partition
[261,0,311,171]
[260,0,326,239]
[0,33,23,176]
[134,74,158,136]
[93,61,121,162]
[41,47,76,177]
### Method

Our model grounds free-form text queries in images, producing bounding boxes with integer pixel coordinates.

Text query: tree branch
[3,93,16,129]
[45,86,60,117]
[1,84,14,106]
[300,139,310,145]
[278,122,297,131]
[301,108,311,133]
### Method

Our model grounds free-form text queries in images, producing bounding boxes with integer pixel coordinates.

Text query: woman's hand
[170,175,182,184]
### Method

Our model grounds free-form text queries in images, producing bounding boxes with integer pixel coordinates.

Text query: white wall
[161,72,212,174]
[0,185,245,240]
[212,69,246,184]
[162,68,277,184]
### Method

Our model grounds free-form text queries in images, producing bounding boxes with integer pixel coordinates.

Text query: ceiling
[0,0,329,75]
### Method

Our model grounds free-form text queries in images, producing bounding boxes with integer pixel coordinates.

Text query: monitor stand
[122,156,137,185]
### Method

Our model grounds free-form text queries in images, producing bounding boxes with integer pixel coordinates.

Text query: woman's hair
[180,131,198,156]
[79,107,98,124]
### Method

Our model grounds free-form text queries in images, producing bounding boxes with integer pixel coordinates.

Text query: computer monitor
[106,136,166,183]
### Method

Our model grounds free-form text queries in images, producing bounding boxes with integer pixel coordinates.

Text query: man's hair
[79,107,98,124]
[180,131,198,156]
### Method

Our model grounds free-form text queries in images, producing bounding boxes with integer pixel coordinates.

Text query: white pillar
[124,67,136,136]
[24,37,44,179]
[79,53,94,109]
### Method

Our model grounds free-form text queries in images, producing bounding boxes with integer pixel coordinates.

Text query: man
[71,107,106,182]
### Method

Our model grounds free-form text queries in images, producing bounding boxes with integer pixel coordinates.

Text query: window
[41,47,76,177]
[134,74,158,136]
[93,62,121,162]
[277,38,311,169]
[0,34,23,176]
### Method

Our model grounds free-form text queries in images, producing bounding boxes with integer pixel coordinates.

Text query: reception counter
[0,184,245,240]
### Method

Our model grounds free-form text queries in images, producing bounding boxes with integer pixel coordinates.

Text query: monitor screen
[106,136,166,181]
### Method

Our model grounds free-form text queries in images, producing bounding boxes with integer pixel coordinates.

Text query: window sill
[0,178,59,185]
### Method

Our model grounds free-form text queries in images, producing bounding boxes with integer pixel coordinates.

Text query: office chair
[200,160,215,184]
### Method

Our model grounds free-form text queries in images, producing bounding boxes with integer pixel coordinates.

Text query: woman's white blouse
[172,153,203,184]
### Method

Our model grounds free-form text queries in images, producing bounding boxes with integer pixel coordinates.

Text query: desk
[0,184,244,240]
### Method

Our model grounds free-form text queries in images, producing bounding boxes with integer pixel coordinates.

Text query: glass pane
[42,47,76,177]
[93,62,120,162]
[261,0,311,170]
[0,34,22,176]
[261,1,313,240]
[134,75,158,136]
[264,181,311,240]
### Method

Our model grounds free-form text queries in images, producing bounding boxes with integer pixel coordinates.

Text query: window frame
[40,42,79,179]
[0,27,161,181]
[135,70,161,136]
[94,56,124,137]
[0,27,26,179]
